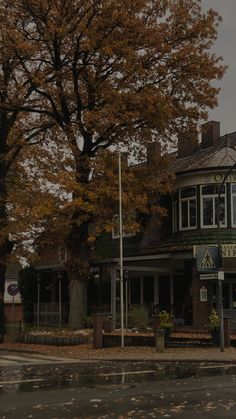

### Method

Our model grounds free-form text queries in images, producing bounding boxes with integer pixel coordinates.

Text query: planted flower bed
[16,329,93,346]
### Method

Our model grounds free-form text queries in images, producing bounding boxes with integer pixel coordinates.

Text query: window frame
[200,184,227,229]
[231,183,236,227]
[112,213,136,239]
[179,187,197,231]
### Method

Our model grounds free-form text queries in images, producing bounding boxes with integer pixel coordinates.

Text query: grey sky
[204,0,236,135]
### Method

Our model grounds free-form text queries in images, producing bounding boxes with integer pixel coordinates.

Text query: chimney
[178,130,199,158]
[201,121,220,149]
[147,141,161,164]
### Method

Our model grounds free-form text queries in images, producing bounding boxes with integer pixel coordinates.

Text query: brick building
[93,121,236,329]
[10,120,236,329]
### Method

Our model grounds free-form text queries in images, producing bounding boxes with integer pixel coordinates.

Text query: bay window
[231,184,236,227]
[201,184,226,228]
[179,187,197,230]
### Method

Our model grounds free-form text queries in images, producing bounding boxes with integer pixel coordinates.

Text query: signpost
[7,283,19,342]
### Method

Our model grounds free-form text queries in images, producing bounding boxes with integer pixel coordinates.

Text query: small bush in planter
[209,309,220,345]
[128,306,149,331]
[158,310,173,329]
[209,309,219,330]
[158,310,173,342]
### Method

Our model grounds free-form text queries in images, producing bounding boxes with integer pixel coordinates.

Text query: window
[231,184,236,227]
[112,214,135,239]
[201,184,226,228]
[172,193,178,233]
[179,187,197,230]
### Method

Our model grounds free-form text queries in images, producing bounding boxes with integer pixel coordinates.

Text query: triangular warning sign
[200,250,216,269]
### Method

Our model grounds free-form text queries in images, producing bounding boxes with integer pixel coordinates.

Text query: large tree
[4,0,225,328]
[0,3,55,339]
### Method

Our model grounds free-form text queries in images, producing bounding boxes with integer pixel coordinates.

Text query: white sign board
[200,286,208,302]
[4,280,21,304]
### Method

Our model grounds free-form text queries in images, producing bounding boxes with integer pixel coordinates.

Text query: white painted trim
[231,184,236,227]
[179,188,197,231]
[200,185,227,228]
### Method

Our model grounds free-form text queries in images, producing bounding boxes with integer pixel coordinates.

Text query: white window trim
[112,213,136,239]
[58,245,67,263]
[179,188,197,231]
[172,195,178,233]
[231,184,236,227]
[200,185,227,229]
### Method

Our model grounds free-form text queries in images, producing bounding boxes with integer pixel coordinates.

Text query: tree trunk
[0,262,6,342]
[66,219,91,330]
[0,159,12,341]
[68,276,87,329]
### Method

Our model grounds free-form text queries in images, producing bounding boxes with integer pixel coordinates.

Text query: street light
[216,161,236,352]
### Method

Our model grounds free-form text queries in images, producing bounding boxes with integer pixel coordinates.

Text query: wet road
[1,353,236,418]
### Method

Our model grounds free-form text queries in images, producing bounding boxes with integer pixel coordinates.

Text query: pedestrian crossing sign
[196,246,219,273]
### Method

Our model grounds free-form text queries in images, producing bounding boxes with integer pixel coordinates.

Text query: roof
[174,132,236,174]
[174,145,236,174]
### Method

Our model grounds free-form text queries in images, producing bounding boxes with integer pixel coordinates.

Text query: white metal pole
[59,278,62,328]
[119,152,125,348]
[37,276,40,329]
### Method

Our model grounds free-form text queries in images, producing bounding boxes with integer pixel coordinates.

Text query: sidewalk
[2,341,236,363]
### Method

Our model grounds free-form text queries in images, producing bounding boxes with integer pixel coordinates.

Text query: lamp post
[118,152,125,348]
[36,273,40,328]
[216,161,236,352]
[57,270,62,328]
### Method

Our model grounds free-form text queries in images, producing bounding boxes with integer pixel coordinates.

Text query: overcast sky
[203,0,236,135]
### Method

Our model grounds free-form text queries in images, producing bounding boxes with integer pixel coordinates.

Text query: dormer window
[179,187,197,230]
[201,184,226,228]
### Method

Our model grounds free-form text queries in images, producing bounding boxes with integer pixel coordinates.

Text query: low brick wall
[103,334,155,347]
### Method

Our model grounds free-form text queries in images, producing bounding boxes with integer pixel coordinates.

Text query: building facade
[94,121,236,329]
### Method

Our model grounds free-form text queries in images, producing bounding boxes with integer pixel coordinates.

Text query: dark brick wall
[192,270,210,329]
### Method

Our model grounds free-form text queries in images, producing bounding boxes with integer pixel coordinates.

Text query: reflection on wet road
[1,359,236,393]
[1,358,236,417]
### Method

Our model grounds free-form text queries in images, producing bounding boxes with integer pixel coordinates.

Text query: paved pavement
[0,351,80,366]
[2,342,236,363]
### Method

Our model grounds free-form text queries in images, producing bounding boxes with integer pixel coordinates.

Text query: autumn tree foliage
[2,0,225,328]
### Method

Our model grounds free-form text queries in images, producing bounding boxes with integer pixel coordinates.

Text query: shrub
[209,309,219,330]
[83,315,93,328]
[158,310,173,329]
[128,306,148,330]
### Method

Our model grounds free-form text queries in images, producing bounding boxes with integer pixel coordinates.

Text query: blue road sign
[196,246,219,273]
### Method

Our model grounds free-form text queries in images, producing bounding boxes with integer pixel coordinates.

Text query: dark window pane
[233,284,236,309]
[214,197,225,225]
[233,196,236,225]
[232,184,236,194]
[180,188,196,199]
[203,197,213,225]
[181,201,188,228]
[202,185,225,195]
[189,199,196,226]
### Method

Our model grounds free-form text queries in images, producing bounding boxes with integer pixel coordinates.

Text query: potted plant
[158,310,173,342]
[209,309,220,345]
